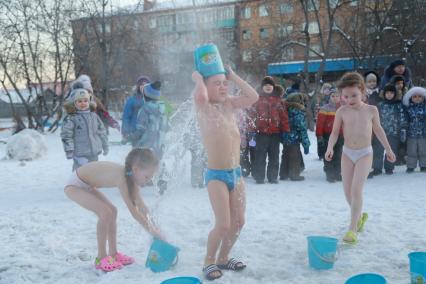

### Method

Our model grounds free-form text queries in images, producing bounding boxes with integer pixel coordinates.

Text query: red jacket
[316,102,342,136]
[249,87,289,134]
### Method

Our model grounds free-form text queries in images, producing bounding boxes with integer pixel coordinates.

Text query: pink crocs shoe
[95,256,123,272]
[114,252,135,266]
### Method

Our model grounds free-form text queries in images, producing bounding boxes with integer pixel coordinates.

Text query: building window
[133,19,140,30]
[222,30,235,41]
[157,14,175,33]
[149,17,156,29]
[259,49,270,61]
[97,23,111,33]
[278,24,293,37]
[279,3,293,14]
[241,7,251,19]
[303,22,320,34]
[242,50,252,62]
[242,29,252,40]
[309,43,322,57]
[259,4,269,17]
[307,0,319,11]
[281,48,294,60]
[260,28,269,39]
[228,6,235,19]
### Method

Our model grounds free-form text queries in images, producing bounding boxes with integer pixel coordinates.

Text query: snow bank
[6,128,47,160]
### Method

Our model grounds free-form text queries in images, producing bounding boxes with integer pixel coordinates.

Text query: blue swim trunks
[204,167,242,192]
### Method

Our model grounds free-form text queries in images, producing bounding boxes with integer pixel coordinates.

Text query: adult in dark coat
[379,59,413,90]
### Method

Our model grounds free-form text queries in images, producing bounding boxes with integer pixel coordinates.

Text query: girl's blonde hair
[124,148,159,205]
[337,72,366,93]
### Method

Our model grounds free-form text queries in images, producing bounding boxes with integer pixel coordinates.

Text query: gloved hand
[66,151,73,159]
[248,132,256,147]
[400,129,407,143]
[303,144,309,155]
[103,148,109,156]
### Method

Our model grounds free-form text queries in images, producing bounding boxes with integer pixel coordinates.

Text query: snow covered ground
[0,128,425,284]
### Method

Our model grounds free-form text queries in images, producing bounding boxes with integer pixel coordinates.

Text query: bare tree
[0,0,77,131]
[73,0,144,108]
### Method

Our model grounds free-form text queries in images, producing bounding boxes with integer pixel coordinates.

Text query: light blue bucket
[145,238,179,273]
[160,276,202,284]
[307,236,338,270]
[345,273,387,284]
[409,252,426,284]
[194,43,226,78]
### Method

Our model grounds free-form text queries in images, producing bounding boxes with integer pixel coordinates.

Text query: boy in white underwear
[325,72,396,244]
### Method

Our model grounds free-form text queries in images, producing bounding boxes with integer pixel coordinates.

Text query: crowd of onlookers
[57,59,426,188]
[228,59,426,186]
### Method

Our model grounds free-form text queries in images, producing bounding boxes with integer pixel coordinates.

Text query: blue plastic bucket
[145,238,179,273]
[307,236,338,270]
[409,252,426,284]
[194,43,226,78]
[160,276,202,284]
[345,273,387,284]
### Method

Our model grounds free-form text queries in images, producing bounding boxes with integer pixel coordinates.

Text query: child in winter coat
[371,84,407,175]
[70,75,120,133]
[402,87,426,173]
[364,71,381,106]
[281,93,310,181]
[122,75,151,146]
[135,81,169,157]
[316,88,343,182]
[249,76,289,184]
[365,71,385,177]
[61,88,108,171]
[389,75,408,101]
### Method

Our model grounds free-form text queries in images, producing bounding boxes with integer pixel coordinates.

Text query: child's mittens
[302,139,310,155]
[66,151,74,159]
[303,145,309,155]
[400,129,407,143]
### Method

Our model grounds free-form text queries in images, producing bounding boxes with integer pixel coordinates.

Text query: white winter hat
[403,86,426,106]
[72,74,93,94]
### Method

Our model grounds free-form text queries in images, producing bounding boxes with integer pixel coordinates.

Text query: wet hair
[337,72,366,93]
[124,148,159,205]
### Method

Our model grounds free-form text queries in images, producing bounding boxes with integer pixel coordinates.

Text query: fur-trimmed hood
[258,84,285,97]
[285,92,308,110]
[403,87,426,106]
[381,65,413,89]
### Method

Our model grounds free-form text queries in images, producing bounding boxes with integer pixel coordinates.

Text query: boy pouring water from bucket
[325,72,396,244]
[192,44,259,280]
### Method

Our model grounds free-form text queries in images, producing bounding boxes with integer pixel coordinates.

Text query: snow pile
[6,129,47,160]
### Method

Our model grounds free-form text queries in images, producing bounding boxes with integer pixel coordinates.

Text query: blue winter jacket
[135,100,169,157]
[405,102,426,138]
[282,106,310,148]
[377,100,407,137]
[122,92,144,136]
